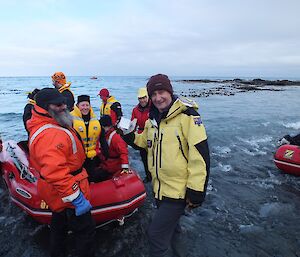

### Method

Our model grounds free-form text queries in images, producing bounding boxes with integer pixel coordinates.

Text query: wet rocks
[177,78,295,97]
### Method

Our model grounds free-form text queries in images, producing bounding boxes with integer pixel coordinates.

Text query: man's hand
[72,192,92,216]
[117,118,137,135]
[186,198,201,210]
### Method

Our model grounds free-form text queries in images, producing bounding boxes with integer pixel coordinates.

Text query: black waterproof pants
[140,148,152,181]
[147,200,186,257]
[50,209,95,257]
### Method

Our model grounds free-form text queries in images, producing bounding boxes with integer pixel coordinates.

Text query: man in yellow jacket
[122,74,210,257]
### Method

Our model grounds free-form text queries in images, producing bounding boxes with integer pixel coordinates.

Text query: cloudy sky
[0,0,299,77]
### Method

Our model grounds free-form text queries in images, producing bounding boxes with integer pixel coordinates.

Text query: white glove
[278,137,290,146]
[117,117,137,135]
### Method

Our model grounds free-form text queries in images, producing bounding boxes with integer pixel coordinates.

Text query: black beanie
[77,95,90,104]
[36,88,66,110]
[100,115,112,127]
[146,74,173,97]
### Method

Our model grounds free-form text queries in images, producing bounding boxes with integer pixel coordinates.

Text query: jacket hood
[26,105,60,133]
[165,96,198,120]
[149,95,198,123]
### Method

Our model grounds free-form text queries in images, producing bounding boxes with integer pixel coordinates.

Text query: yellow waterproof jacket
[71,106,101,158]
[133,97,210,203]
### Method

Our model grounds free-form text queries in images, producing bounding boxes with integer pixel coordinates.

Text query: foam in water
[212,146,231,157]
[217,163,232,172]
[237,136,273,147]
[283,121,300,130]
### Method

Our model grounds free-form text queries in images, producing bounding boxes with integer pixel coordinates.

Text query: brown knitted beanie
[146,74,173,97]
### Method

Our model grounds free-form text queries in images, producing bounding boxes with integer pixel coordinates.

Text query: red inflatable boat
[0,141,146,227]
[274,144,300,176]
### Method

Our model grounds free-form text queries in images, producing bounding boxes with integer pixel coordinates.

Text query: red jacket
[100,128,128,174]
[131,103,150,134]
[27,105,90,212]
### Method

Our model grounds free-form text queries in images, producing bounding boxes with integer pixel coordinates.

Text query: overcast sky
[0,0,299,78]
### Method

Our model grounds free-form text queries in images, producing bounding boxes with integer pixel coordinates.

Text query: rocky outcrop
[177,78,294,97]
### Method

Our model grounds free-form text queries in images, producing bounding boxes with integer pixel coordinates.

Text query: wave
[237,136,273,147]
[282,121,300,130]
[211,146,231,157]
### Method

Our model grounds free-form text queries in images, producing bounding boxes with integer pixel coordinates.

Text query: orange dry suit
[27,105,90,212]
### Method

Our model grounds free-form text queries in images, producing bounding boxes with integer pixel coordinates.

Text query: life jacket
[58,83,75,111]
[71,106,101,159]
[58,82,73,94]
[100,96,119,116]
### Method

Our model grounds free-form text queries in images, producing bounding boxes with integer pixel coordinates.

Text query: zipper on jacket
[176,131,188,162]
[155,127,161,199]
[152,132,156,167]
[159,130,164,168]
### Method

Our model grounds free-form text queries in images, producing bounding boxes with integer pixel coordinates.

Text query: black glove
[185,188,205,209]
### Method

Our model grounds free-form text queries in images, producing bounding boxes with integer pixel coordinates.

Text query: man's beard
[48,109,73,128]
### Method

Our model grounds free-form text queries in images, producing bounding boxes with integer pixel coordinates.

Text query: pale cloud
[0,0,300,77]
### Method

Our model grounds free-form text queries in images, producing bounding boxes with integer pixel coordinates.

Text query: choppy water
[0,76,300,257]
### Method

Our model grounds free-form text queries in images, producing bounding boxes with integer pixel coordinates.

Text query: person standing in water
[27,88,95,257]
[121,74,210,257]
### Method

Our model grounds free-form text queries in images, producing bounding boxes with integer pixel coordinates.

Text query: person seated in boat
[98,88,122,126]
[279,134,300,146]
[98,115,129,179]
[52,71,75,111]
[71,95,108,182]
[27,88,95,257]
[23,88,40,133]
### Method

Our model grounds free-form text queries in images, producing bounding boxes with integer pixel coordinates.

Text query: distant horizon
[0,75,300,80]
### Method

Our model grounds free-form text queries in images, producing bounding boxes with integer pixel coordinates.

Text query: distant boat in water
[90,76,98,80]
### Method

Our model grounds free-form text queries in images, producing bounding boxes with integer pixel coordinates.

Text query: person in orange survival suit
[27,88,95,257]
[52,71,75,111]
[97,115,129,180]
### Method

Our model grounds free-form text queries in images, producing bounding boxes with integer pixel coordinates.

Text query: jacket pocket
[175,131,188,162]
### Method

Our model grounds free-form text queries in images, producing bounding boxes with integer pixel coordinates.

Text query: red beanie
[98,88,109,97]
[146,74,173,97]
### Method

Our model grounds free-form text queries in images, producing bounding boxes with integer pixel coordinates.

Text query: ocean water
[0,76,300,257]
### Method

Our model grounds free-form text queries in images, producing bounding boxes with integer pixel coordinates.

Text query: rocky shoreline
[177,78,300,97]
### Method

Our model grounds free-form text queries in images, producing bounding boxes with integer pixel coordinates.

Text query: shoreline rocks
[177,78,298,98]
[177,78,300,86]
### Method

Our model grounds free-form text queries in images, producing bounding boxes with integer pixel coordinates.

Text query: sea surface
[0,76,300,257]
